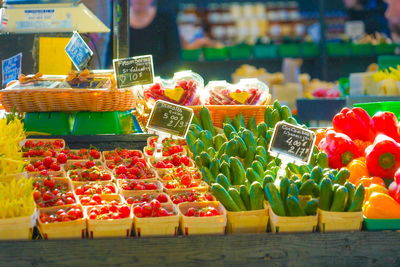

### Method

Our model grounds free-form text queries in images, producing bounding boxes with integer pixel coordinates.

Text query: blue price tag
[2,53,22,86]
[65,31,93,71]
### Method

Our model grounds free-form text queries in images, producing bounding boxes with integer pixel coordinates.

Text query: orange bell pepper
[364,184,388,202]
[347,158,369,185]
[364,192,400,219]
[315,128,328,147]
[356,176,385,188]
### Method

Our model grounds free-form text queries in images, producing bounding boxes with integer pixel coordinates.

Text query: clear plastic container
[141,71,204,107]
[205,78,269,105]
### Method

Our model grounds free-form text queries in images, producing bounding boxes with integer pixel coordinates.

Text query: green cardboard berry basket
[227,44,252,60]
[301,43,320,57]
[327,43,351,56]
[364,217,400,231]
[374,44,396,55]
[354,101,400,118]
[351,43,373,56]
[203,47,228,61]
[253,44,278,59]
[278,44,301,58]
[181,49,202,61]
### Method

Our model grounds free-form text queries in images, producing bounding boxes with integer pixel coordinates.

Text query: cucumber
[186,130,197,152]
[220,154,230,165]
[264,106,273,128]
[330,186,348,212]
[190,124,202,137]
[212,184,240,212]
[193,139,204,158]
[256,137,268,148]
[216,142,228,158]
[255,155,267,170]
[209,158,220,178]
[255,146,267,160]
[199,130,213,148]
[310,166,323,185]
[240,185,251,211]
[287,163,301,175]
[225,139,238,158]
[286,195,306,217]
[304,198,319,216]
[191,114,202,127]
[290,174,301,181]
[273,99,282,111]
[199,151,211,169]
[216,174,230,191]
[246,168,261,184]
[288,183,299,198]
[236,136,248,158]
[252,161,265,178]
[232,117,243,132]
[334,168,350,185]
[279,105,292,121]
[280,177,290,213]
[344,182,356,211]
[265,183,286,216]
[250,181,264,210]
[207,147,216,159]
[230,157,246,185]
[299,165,311,175]
[332,184,340,193]
[317,152,329,169]
[270,109,281,128]
[257,122,268,138]
[213,134,226,151]
[200,106,215,136]
[301,173,311,183]
[230,132,239,140]
[299,179,316,196]
[295,180,303,190]
[287,117,298,125]
[201,167,215,184]
[348,184,365,212]
[266,129,273,143]
[223,115,232,126]
[236,113,246,128]
[223,123,237,140]
[219,162,231,183]
[228,187,247,211]
[312,184,320,198]
[247,116,258,136]
[242,129,256,149]
[244,146,255,169]
[274,157,282,166]
[263,175,275,188]
[319,178,333,211]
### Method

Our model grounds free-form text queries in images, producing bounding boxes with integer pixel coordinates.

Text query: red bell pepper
[365,134,400,178]
[389,169,400,204]
[318,130,361,169]
[371,111,400,143]
[332,107,375,142]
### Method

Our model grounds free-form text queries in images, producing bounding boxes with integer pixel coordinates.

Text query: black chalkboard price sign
[146,100,194,138]
[268,122,316,164]
[113,55,154,88]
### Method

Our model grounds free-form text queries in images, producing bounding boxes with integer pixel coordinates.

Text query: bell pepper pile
[317,107,400,219]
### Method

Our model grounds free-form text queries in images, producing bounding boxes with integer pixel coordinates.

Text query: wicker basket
[0,75,137,112]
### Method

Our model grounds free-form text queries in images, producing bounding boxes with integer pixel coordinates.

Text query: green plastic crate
[181,49,202,61]
[203,47,228,61]
[301,43,320,57]
[354,101,400,118]
[378,55,400,70]
[374,44,396,55]
[364,217,400,231]
[24,112,74,135]
[278,44,301,57]
[228,45,252,60]
[351,43,373,56]
[72,111,128,135]
[253,44,278,59]
[327,43,351,56]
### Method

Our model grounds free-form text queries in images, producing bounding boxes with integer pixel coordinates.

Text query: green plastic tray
[374,44,396,55]
[228,45,252,60]
[181,49,202,61]
[378,55,400,70]
[301,43,320,57]
[354,101,400,118]
[364,217,400,231]
[327,43,350,56]
[203,47,228,61]
[24,112,74,135]
[72,111,130,135]
[278,44,300,58]
[351,43,373,56]
[253,44,278,59]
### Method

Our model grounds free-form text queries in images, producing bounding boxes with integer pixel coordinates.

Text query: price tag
[65,31,93,71]
[2,52,22,86]
[113,55,154,88]
[345,21,365,40]
[268,121,316,164]
[146,100,193,138]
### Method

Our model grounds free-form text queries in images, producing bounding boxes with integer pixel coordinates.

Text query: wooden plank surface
[1,232,400,266]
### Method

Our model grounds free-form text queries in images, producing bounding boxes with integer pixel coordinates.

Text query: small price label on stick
[113,55,154,88]
[269,122,316,164]
[146,100,193,138]
[65,31,93,71]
